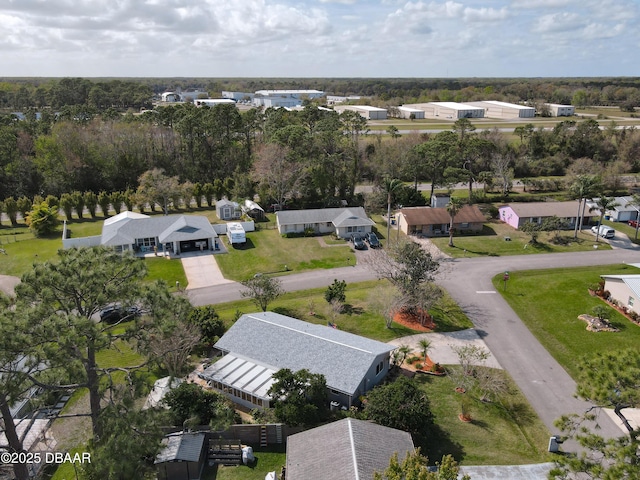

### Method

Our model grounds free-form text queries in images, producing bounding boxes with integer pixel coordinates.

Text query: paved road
[188,247,639,443]
[437,249,638,442]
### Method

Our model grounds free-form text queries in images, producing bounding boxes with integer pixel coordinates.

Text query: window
[629,297,634,307]
[375,361,384,375]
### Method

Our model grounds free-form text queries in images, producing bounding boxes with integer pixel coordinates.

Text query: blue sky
[1,0,638,77]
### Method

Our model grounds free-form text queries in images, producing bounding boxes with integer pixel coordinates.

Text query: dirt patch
[50,394,92,450]
[393,309,435,332]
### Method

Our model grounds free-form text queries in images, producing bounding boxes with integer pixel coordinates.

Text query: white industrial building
[333,105,387,120]
[403,102,485,120]
[397,106,425,119]
[251,89,325,108]
[467,101,535,119]
[326,95,362,105]
[160,89,208,103]
[545,103,575,117]
[193,98,237,107]
[222,91,255,103]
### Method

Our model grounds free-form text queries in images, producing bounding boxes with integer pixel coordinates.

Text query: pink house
[499,201,595,230]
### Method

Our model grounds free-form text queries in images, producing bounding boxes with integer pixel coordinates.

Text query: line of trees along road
[1,101,640,214]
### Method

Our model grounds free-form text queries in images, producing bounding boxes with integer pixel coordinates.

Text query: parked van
[591,225,615,239]
[227,222,246,246]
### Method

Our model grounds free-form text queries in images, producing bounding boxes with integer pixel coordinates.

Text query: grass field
[213,280,474,341]
[204,446,286,480]
[416,367,551,465]
[215,228,356,281]
[431,220,611,258]
[492,263,640,379]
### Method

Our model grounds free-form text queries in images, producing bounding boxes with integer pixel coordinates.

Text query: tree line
[1,101,640,221]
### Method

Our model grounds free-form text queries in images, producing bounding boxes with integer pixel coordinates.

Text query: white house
[63,211,219,254]
[276,207,375,238]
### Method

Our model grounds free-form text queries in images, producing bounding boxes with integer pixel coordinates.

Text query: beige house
[601,275,640,315]
[397,205,485,237]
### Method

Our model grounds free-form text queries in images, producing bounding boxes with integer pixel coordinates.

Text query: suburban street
[188,245,639,443]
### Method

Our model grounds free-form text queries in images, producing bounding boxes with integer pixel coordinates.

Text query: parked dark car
[365,231,381,248]
[99,304,142,324]
[350,233,367,250]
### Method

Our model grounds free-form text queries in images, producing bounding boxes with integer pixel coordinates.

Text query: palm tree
[382,177,404,245]
[589,196,620,242]
[569,174,601,239]
[418,338,432,362]
[446,197,464,247]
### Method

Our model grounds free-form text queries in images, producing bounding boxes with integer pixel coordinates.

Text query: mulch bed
[393,309,435,332]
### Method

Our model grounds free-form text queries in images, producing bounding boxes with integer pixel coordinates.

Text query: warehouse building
[545,103,575,117]
[403,102,484,120]
[397,106,425,119]
[467,101,535,119]
[333,105,387,120]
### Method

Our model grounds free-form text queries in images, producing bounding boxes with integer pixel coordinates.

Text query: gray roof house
[62,211,219,254]
[286,418,415,480]
[200,312,395,409]
[156,432,207,480]
[276,207,375,238]
[101,212,218,254]
[586,196,639,222]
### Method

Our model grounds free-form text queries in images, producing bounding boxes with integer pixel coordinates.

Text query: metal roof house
[276,207,375,238]
[156,432,207,480]
[286,418,415,480]
[200,312,395,409]
[397,205,485,237]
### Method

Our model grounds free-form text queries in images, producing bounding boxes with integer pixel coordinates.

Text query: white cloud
[531,11,585,33]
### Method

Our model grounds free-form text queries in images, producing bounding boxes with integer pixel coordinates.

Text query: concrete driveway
[389,329,502,369]
[180,252,235,290]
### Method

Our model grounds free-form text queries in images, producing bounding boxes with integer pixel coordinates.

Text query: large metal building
[467,101,535,119]
[545,103,575,117]
[397,106,425,119]
[403,102,484,120]
[333,105,387,120]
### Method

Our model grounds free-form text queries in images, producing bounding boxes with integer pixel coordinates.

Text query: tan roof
[504,201,587,218]
[399,205,485,226]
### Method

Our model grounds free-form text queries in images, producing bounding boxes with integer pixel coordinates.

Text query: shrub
[324,279,347,304]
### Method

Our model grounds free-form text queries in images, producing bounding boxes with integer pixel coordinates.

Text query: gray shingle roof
[101,213,216,246]
[276,207,374,228]
[214,312,394,396]
[501,201,588,219]
[399,205,485,226]
[286,418,415,480]
[155,432,206,464]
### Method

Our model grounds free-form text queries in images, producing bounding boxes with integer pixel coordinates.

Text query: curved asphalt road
[188,247,639,443]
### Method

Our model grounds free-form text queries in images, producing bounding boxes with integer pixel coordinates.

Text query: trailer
[227,222,246,246]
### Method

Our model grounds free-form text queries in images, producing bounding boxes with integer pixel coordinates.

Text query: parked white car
[591,225,615,239]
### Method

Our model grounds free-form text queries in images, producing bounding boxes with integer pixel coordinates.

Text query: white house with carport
[600,274,640,315]
[199,312,395,410]
[63,211,219,254]
[276,207,375,238]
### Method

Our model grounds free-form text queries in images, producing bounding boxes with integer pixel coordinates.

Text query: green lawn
[215,228,356,281]
[492,264,640,379]
[431,220,611,258]
[205,446,286,480]
[416,367,551,465]
[214,280,473,342]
